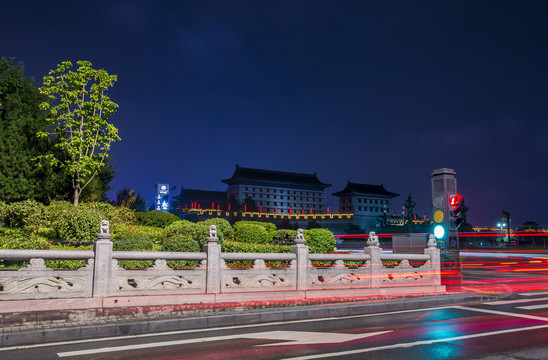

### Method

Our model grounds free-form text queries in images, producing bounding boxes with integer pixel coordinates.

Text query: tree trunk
[73,187,80,206]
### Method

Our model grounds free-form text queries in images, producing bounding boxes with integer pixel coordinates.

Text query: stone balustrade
[0,221,443,301]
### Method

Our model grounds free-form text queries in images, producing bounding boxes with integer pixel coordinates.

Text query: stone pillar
[424,234,442,286]
[291,229,309,291]
[203,225,222,294]
[363,231,383,288]
[93,220,113,297]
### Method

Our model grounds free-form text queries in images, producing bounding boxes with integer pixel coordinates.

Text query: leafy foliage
[111,224,165,247]
[165,220,210,246]
[233,221,275,244]
[112,231,155,269]
[162,234,201,268]
[222,239,290,254]
[2,199,45,234]
[45,243,92,269]
[242,196,258,212]
[44,201,102,244]
[0,228,52,269]
[38,60,120,206]
[136,210,179,228]
[0,58,57,203]
[221,239,291,268]
[116,187,148,212]
[304,228,336,253]
[272,229,297,246]
[0,228,51,250]
[198,218,233,240]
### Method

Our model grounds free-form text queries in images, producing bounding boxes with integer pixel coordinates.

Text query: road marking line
[518,291,548,296]
[454,306,548,322]
[0,306,451,351]
[483,296,548,305]
[282,324,548,360]
[57,330,392,357]
[517,304,548,310]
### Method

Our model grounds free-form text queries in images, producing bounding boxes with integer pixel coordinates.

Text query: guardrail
[0,221,442,300]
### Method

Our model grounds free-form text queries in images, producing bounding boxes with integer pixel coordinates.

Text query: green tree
[38,60,120,206]
[116,187,148,212]
[0,58,56,203]
[242,196,258,212]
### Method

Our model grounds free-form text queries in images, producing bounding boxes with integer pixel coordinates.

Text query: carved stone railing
[0,223,443,300]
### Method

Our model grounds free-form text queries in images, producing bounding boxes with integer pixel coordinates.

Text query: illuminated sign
[156,183,170,211]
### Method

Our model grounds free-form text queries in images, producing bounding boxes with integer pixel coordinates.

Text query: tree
[116,187,148,212]
[227,194,241,212]
[38,60,120,206]
[242,196,258,212]
[0,58,56,203]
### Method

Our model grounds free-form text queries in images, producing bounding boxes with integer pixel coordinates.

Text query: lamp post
[497,223,506,247]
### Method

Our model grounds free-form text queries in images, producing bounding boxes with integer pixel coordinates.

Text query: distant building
[333,182,399,231]
[221,165,331,214]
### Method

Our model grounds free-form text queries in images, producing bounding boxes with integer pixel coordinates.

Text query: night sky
[2,1,547,228]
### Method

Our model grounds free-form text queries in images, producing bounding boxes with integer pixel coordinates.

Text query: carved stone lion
[100,220,109,234]
[209,225,217,238]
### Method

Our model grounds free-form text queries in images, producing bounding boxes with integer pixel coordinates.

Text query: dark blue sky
[2,1,547,227]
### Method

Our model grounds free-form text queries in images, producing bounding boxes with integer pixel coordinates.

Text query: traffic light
[433,209,446,240]
[449,194,466,229]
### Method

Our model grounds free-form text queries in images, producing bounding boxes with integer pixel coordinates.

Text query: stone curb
[0,292,506,347]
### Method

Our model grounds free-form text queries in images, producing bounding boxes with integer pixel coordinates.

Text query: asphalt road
[2,289,548,359]
[460,251,548,294]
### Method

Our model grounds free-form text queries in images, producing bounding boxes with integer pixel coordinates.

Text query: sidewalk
[0,291,506,347]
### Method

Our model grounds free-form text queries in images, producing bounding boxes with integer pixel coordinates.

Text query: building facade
[333,182,399,231]
[222,165,331,214]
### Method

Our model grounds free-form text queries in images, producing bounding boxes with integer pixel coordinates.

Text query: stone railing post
[424,234,441,285]
[203,225,221,294]
[93,220,113,297]
[291,229,309,291]
[363,231,383,288]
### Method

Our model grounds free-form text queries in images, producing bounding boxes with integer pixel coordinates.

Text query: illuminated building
[222,165,331,214]
[333,182,399,231]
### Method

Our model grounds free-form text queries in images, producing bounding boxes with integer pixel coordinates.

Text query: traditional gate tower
[431,168,457,250]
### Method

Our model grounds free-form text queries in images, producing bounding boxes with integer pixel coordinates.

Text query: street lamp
[497,223,507,247]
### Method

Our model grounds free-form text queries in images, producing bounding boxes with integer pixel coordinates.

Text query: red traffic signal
[449,194,462,209]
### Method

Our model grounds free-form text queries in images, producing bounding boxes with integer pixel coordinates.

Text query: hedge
[233,222,274,244]
[162,234,201,268]
[112,224,165,247]
[198,218,233,240]
[45,201,103,245]
[221,239,291,267]
[272,229,297,246]
[135,210,180,228]
[1,200,46,234]
[165,220,211,246]
[304,228,336,253]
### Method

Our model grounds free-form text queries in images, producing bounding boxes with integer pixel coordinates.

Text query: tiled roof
[333,182,399,198]
[222,165,331,189]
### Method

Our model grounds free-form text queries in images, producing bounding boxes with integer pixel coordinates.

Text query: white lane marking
[282,324,548,360]
[519,291,548,296]
[57,330,392,357]
[453,306,548,322]
[517,304,548,310]
[484,296,548,305]
[251,330,392,347]
[0,305,449,351]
